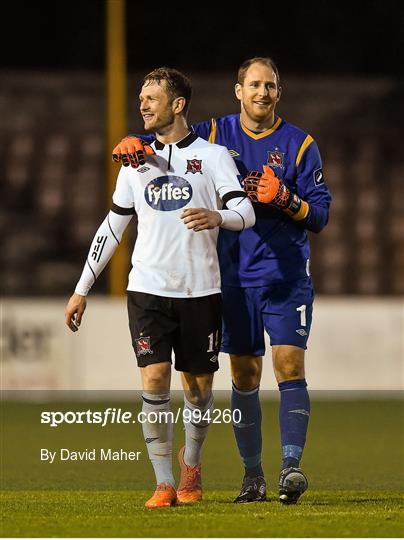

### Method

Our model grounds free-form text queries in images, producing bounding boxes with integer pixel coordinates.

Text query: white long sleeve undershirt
[74,211,133,296]
[218,195,255,231]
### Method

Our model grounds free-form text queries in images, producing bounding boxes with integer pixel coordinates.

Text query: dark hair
[142,67,192,114]
[237,57,281,87]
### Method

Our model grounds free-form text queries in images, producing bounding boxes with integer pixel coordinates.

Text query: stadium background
[1,0,403,391]
[1,1,403,537]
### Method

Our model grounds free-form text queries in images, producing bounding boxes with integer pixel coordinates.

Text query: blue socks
[232,379,310,476]
[279,379,310,469]
[231,382,263,477]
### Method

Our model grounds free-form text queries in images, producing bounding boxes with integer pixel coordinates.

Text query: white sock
[141,391,174,487]
[183,393,213,467]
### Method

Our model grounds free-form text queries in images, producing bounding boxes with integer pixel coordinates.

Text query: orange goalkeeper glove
[112,136,155,168]
[243,165,309,220]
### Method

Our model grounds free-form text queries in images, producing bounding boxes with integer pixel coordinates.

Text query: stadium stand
[0,72,402,295]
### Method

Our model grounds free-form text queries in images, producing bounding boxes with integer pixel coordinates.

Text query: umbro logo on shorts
[138,166,150,173]
[296,329,308,336]
[209,355,218,363]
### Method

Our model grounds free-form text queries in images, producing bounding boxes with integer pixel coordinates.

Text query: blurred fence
[0,71,403,296]
[1,297,403,391]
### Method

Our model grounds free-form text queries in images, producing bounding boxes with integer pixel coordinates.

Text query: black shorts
[127,291,222,374]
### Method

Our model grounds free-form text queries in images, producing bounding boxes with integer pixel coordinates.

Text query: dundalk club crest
[185,159,203,174]
[267,149,285,169]
[135,336,153,356]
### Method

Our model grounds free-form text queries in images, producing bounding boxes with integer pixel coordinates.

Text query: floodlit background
[1,0,403,391]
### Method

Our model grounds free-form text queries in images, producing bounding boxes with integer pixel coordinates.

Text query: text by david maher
[41,448,142,463]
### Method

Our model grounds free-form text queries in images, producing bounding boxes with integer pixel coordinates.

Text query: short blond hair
[237,57,280,87]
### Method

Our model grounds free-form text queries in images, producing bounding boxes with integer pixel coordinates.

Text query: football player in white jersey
[65,68,255,509]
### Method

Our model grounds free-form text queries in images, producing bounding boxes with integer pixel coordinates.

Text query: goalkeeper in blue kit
[111,57,332,504]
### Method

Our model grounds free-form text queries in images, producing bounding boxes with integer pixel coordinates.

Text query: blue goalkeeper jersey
[193,114,332,287]
[135,114,331,287]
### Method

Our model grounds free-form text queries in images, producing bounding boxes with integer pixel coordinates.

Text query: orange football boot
[144,483,177,509]
[177,446,202,503]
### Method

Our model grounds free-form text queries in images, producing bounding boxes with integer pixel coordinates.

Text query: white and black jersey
[75,132,255,298]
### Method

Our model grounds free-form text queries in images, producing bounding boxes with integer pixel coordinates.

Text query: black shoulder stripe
[222,190,247,207]
[111,203,136,215]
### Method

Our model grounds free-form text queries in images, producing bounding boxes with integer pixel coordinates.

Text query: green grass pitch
[1,397,403,537]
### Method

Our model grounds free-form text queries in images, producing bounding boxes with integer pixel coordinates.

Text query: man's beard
[144,115,175,134]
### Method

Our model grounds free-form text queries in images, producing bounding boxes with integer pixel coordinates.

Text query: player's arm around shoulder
[112,135,155,168]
